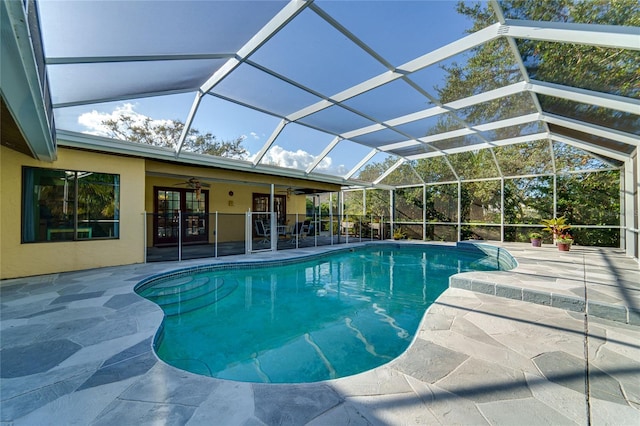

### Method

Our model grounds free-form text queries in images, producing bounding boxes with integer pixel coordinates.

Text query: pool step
[139,276,238,316]
[141,276,213,301]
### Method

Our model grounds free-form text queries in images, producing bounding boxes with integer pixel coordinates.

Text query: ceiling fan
[276,187,313,198]
[174,177,210,200]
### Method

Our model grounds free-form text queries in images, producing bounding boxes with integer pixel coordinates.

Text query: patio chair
[290,220,309,242]
[255,220,270,243]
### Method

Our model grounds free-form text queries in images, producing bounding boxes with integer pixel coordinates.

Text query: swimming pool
[136,243,514,383]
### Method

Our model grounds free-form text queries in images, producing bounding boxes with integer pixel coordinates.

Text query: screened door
[252,193,286,237]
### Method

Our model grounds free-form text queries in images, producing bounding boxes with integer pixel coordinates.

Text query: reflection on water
[139,245,505,383]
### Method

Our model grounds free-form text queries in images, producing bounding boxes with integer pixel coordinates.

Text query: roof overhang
[0,0,56,161]
[56,129,375,190]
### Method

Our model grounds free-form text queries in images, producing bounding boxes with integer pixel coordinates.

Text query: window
[22,167,120,242]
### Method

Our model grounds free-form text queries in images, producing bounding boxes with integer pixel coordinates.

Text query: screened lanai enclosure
[12,0,639,260]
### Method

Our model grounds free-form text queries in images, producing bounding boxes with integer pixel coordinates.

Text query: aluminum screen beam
[286,23,502,122]
[407,132,549,160]
[550,134,629,163]
[306,136,342,174]
[345,149,378,180]
[176,1,309,157]
[529,80,640,115]
[252,119,288,167]
[374,158,405,185]
[175,93,202,156]
[200,0,309,95]
[342,81,528,140]
[46,53,234,65]
[379,113,541,152]
[541,113,639,148]
[503,20,640,51]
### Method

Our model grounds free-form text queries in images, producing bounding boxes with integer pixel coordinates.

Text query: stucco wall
[1,146,146,279]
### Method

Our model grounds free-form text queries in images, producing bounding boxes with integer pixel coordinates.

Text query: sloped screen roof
[38,0,639,188]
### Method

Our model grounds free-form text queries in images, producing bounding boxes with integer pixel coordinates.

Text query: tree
[402,0,628,245]
[102,115,247,159]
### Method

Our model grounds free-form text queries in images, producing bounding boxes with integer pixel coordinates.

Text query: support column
[270,184,276,251]
[457,181,462,242]
[423,184,427,241]
[501,177,505,242]
[623,153,639,259]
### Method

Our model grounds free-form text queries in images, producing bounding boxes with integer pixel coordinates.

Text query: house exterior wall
[1,146,146,279]
[0,146,341,280]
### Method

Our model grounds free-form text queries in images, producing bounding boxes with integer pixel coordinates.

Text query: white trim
[503,20,640,51]
[374,159,405,185]
[345,149,378,180]
[1,0,56,161]
[407,132,549,159]
[252,119,288,167]
[55,129,359,187]
[550,134,628,162]
[200,0,309,94]
[306,136,341,174]
[541,113,639,147]
[530,80,640,115]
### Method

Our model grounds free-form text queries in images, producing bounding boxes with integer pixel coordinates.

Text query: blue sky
[47,1,478,176]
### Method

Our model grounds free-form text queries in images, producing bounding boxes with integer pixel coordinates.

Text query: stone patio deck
[1,242,639,425]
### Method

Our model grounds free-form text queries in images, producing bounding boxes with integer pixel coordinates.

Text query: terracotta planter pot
[531,238,542,247]
[557,242,571,251]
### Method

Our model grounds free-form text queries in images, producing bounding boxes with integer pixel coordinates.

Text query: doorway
[252,193,286,236]
[154,187,208,246]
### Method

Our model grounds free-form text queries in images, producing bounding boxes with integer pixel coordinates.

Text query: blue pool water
[136,244,512,383]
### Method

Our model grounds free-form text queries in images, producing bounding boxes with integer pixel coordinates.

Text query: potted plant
[541,216,571,245]
[529,232,543,247]
[556,233,573,251]
[393,229,406,240]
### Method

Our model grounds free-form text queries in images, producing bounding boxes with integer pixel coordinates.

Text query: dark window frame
[21,166,120,243]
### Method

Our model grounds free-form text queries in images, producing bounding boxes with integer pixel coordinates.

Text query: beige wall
[1,146,146,279]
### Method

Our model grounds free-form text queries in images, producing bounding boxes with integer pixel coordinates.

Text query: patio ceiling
[36,0,639,188]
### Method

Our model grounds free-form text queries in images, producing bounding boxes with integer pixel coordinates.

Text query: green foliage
[556,172,620,225]
[356,156,398,182]
[446,0,639,136]
[393,229,407,240]
[395,187,423,221]
[556,234,574,245]
[494,140,553,176]
[541,216,571,236]
[500,0,640,98]
[414,156,456,183]
[503,176,554,225]
[102,115,247,158]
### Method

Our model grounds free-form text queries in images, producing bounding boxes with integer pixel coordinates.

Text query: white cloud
[253,145,348,175]
[77,106,349,175]
[77,103,172,137]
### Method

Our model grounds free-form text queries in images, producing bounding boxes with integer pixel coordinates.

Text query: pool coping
[450,241,640,325]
